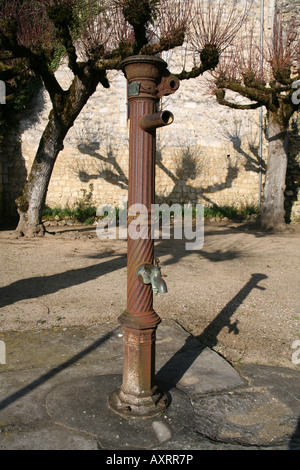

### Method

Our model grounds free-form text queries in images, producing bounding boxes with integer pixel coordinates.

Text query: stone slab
[0,320,299,450]
[46,374,195,450]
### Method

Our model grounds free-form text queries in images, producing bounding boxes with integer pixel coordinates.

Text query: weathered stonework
[3,65,268,217]
[0,0,299,222]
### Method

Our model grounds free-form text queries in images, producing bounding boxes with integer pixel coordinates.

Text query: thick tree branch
[46,4,79,75]
[176,43,220,80]
[0,34,64,103]
[0,52,14,61]
[141,28,185,55]
[215,89,262,110]
[121,0,154,53]
[0,60,28,80]
[217,81,270,108]
[176,65,209,81]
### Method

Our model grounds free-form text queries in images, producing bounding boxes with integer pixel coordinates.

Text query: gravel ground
[0,219,299,369]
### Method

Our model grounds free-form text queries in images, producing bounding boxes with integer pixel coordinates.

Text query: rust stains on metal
[108,55,179,419]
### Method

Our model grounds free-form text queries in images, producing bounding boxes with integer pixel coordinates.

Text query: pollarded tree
[0,0,118,236]
[0,0,251,237]
[211,15,300,231]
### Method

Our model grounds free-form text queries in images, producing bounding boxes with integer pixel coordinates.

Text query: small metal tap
[136,258,167,294]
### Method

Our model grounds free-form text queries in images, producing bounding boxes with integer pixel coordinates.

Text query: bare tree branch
[177,0,253,79]
[189,0,253,54]
[267,14,300,86]
[210,13,300,118]
[215,89,262,110]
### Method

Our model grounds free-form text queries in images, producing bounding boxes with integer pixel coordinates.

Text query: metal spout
[157,74,180,98]
[136,262,168,294]
[139,111,174,133]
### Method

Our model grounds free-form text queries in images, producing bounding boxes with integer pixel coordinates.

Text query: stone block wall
[0,0,299,222]
[14,63,268,215]
[0,128,27,220]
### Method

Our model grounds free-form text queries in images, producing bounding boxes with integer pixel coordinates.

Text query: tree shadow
[74,114,270,210]
[1,214,265,312]
[156,137,241,206]
[0,251,127,309]
[0,327,119,412]
[153,218,267,268]
[71,108,281,219]
[155,234,242,267]
[0,273,268,416]
[219,113,266,176]
[289,416,300,450]
[74,133,241,208]
[156,273,268,392]
[75,133,129,191]
[155,141,202,205]
[0,225,247,312]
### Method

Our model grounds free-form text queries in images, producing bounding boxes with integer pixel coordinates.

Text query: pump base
[108,385,169,418]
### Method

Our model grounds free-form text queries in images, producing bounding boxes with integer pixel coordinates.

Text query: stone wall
[0,124,27,219]
[20,66,267,211]
[0,0,299,221]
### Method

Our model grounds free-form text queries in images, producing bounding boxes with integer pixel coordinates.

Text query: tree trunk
[260,112,289,231]
[15,73,100,237]
[15,110,68,237]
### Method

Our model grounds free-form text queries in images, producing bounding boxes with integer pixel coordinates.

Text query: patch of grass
[43,206,74,219]
[73,205,97,222]
[43,183,99,224]
[43,204,97,224]
[83,216,96,225]
[43,202,259,225]
[202,204,258,220]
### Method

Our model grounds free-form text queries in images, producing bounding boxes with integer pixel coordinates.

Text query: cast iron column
[109,55,179,418]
